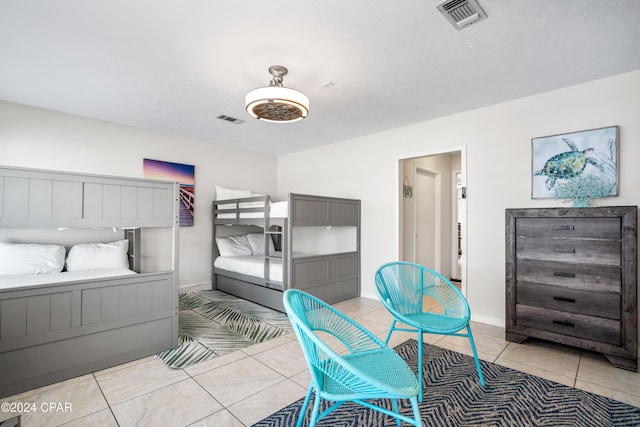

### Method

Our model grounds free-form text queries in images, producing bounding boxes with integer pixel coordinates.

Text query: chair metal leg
[417,330,424,402]
[308,389,322,427]
[466,327,485,387]
[409,396,423,427]
[385,319,397,345]
[392,398,401,426]
[297,385,314,427]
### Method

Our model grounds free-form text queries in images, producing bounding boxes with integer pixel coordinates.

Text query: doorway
[399,148,466,293]
[414,167,440,271]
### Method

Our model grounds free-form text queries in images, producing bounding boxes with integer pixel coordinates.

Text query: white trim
[450,169,461,281]
[471,313,505,328]
[414,166,442,272]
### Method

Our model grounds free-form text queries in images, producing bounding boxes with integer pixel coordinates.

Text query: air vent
[217,114,245,124]
[437,0,487,30]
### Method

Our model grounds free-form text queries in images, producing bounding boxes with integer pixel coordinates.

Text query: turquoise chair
[283,289,422,427]
[375,262,485,401]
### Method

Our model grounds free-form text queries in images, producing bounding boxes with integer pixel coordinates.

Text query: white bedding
[0,268,137,290]
[216,200,288,219]
[214,255,283,282]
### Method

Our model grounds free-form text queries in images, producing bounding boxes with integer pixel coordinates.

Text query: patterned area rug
[157,290,292,368]
[253,339,640,426]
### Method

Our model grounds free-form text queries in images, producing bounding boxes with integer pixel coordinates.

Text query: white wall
[0,101,278,287]
[277,70,640,326]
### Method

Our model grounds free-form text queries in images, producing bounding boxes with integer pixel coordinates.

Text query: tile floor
[1,296,639,426]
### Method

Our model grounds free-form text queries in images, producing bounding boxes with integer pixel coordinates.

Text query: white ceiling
[1,1,639,156]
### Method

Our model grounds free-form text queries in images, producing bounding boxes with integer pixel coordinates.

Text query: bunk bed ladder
[263,196,271,287]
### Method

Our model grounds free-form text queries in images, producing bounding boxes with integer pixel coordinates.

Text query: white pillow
[66,239,129,272]
[215,185,253,210]
[215,185,252,201]
[247,233,276,255]
[0,242,66,275]
[215,235,253,257]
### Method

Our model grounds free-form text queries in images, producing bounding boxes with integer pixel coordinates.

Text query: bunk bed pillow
[215,235,253,257]
[215,185,252,200]
[215,185,252,208]
[0,242,66,275]
[247,233,276,255]
[65,239,129,272]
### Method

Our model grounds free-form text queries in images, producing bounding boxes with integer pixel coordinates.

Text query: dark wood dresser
[505,206,637,371]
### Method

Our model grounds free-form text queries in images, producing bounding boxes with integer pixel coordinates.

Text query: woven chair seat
[405,312,469,334]
[322,347,419,398]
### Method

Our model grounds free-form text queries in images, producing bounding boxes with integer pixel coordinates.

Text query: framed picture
[531,126,618,199]
[144,158,195,226]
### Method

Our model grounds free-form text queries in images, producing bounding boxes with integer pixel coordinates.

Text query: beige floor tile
[183,349,248,377]
[439,330,508,358]
[383,330,420,348]
[251,340,308,378]
[241,335,294,356]
[1,376,108,427]
[187,409,245,427]
[227,378,307,426]
[423,296,442,312]
[111,379,222,427]
[354,307,395,326]
[194,357,284,407]
[577,351,640,398]
[0,373,94,404]
[59,409,118,427]
[331,300,380,318]
[494,357,575,387]
[95,357,189,406]
[351,316,392,336]
[289,370,311,389]
[92,355,157,377]
[469,321,505,339]
[497,340,580,378]
[575,379,640,408]
[354,297,384,309]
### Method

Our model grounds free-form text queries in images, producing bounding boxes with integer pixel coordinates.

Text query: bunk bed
[212,190,360,311]
[0,165,179,398]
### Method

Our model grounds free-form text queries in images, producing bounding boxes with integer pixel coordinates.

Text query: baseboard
[179,282,212,293]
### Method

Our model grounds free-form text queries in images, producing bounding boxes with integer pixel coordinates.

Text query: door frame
[413,166,442,272]
[450,169,462,281]
[396,145,468,295]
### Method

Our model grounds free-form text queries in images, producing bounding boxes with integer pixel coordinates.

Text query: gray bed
[212,193,360,311]
[0,165,179,398]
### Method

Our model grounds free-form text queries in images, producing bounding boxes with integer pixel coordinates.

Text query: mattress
[0,268,137,290]
[216,200,288,219]
[214,254,283,282]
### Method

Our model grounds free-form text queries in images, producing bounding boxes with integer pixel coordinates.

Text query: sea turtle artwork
[533,137,604,190]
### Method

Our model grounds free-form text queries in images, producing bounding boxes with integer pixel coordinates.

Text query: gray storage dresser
[505,206,637,371]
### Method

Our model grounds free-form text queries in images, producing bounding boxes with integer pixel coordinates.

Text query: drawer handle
[553,296,576,303]
[552,225,575,231]
[553,247,575,253]
[553,320,575,328]
[553,272,576,278]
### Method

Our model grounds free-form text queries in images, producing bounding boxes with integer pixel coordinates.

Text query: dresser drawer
[516,217,621,239]
[516,260,621,292]
[516,236,620,265]
[517,283,620,319]
[516,304,621,345]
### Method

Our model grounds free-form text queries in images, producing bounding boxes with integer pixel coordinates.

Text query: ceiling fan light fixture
[245,65,309,123]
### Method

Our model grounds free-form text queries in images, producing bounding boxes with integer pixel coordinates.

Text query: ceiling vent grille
[437,0,487,30]
[217,114,245,124]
